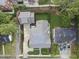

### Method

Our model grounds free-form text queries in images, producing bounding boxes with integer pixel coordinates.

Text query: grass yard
[4,39,16,55]
[39,0,51,5]
[41,48,50,55]
[35,13,49,20]
[50,14,71,28]
[51,43,59,56]
[0,45,3,55]
[71,43,79,59]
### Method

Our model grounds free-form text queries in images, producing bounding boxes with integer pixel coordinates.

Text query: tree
[53,0,79,17]
[0,12,17,35]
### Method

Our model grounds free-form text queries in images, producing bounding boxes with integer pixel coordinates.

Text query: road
[16,25,21,59]
[28,58,60,59]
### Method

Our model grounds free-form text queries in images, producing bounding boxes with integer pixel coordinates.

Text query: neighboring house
[18,12,35,24]
[0,0,13,12]
[53,28,76,44]
[23,0,39,6]
[29,20,51,48]
[53,28,75,59]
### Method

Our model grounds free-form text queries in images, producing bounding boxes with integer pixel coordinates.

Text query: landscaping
[4,39,16,55]
[35,13,49,20]
[41,48,50,55]
[51,43,59,56]
[0,12,17,55]
[28,48,39,55]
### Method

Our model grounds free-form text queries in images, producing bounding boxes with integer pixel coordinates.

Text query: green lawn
[35,13,71,28]
[39,0,51,5]
[4,39,16,55]
[35,13,49,20]
[41,48,50,55]
[0,39,16,55]
[71,44,79,59]
[51,43,59,56]
[50,14,71,28]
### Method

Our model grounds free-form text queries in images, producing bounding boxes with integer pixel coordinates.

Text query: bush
[41,48,50,55]
[51,43,59,56]
[28,48,39,55]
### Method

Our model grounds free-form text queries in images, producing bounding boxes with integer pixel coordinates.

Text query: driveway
[59,44,71,59]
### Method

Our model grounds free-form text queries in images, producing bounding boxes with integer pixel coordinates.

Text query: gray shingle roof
[29,20,51,48]
[18,12,34,24]
[0,0,6,5]
[53,28,76,44]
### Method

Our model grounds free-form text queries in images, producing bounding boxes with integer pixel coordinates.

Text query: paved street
[28,58,60,59]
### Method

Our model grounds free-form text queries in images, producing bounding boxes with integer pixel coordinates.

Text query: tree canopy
[0,12,17,35]
[53,0,79,17]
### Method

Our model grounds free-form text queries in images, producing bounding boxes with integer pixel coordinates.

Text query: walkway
[23,24,30,58]
[25,4,59,7]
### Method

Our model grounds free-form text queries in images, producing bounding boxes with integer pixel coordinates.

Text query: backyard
[35,13,71,28]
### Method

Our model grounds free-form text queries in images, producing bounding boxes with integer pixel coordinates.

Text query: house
[18,12,35,24]
[0,0,13,12]
[29,20,51,48]
[17,12,51,58]
[53,28,76,44]
[23,0,39,6]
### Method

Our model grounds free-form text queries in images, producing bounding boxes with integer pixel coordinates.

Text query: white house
[29,20,51,48]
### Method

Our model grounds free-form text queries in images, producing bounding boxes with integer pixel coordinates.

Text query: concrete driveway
[59,44,71,59]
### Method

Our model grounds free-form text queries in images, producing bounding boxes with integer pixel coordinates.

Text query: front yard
[4,39,16,55]
[0,39,16,55]
[28,48,50,55]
